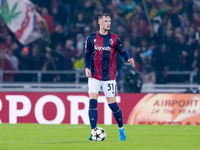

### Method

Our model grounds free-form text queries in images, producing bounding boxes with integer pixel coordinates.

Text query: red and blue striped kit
[84,31,127,81]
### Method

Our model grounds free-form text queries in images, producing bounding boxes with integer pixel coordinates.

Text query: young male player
[84,13,134,141]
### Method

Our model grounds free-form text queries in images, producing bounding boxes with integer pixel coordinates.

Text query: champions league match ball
[91,127,106,141]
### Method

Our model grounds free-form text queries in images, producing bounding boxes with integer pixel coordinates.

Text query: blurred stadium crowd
[0,0,200,84]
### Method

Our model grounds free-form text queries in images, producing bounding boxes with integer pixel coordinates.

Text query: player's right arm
[84,35,92,78]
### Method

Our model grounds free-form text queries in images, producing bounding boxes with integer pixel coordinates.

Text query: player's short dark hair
[98,13,110,19]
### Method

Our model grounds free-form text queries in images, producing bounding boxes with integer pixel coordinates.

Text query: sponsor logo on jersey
[94,45,111,51]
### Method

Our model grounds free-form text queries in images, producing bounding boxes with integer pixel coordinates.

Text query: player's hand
[85,68,92,78]
[127,58,134,66]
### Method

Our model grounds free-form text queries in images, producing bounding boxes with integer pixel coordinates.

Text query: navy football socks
[89,99,98,129]
[108,102,123,128]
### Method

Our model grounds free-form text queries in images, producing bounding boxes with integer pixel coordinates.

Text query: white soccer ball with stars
[91,127,106,141]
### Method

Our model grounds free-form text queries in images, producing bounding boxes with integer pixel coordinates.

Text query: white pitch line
[64,126,84,128]
[39,141,58,143]
[9,141,17,143]
[0,141,17,143]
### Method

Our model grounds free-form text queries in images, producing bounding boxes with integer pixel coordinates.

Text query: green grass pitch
[0,124,199,150]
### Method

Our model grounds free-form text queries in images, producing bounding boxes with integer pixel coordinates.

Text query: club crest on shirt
[109,39,113,45]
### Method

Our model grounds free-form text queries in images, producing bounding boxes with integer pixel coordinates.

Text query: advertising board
[0,93,199,125]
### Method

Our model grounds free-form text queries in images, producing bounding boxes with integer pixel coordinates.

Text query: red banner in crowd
[0,93,200,125]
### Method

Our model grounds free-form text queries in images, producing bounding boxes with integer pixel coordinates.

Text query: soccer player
[84,13,134,141]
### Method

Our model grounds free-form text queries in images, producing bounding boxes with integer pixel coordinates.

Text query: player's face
[99,16,111,31]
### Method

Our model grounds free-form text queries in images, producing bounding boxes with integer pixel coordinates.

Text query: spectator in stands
[89,19,99,32]
[111,0,121,9]
[5,35,13,50]
[5,49,18,71]
[16,47,32,81]
[74,0,95,23]
[163,28,175,46]
[63,39,76,82]
[74,50,84,69]
[76,33,84,54]
[0,50,14,82]
[30,44,44,70]
[179,14,190,35]
[72,12,87,37]
[141,42,155,84]
[50,0,66,26]
[128,12,149,38]
[195,50,200,84]
[171,0,184,14]
[187,26,196,47]
[29,44,44,81]
[130,46,141,71]
[0,37,7,51]
[111,12,126,33]
[192,12,200,29]
[36,21,51,45]
[192,39,200,83]
[192,49,199,72]
[0,30,7,50]
[174,33,191,73]
[51,24,66,49]
[93,1,104,16]
[42,46,68,82]
[54,43,65,56]
[129,27,141,47]
[152,43,170,84]
[116,25,127,41]
[121,0,136,16]
[41,7,55,34]
[123,37,133,56]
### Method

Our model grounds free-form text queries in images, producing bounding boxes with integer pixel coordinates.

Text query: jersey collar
[97,31,111,38]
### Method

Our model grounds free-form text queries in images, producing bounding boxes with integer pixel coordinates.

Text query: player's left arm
[116,37,135,66]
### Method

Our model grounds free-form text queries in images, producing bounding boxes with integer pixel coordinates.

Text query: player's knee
[108,102,120,113]
[89,99,98,109]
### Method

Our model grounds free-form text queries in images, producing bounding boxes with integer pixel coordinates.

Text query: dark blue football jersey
[84,31,127,81]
